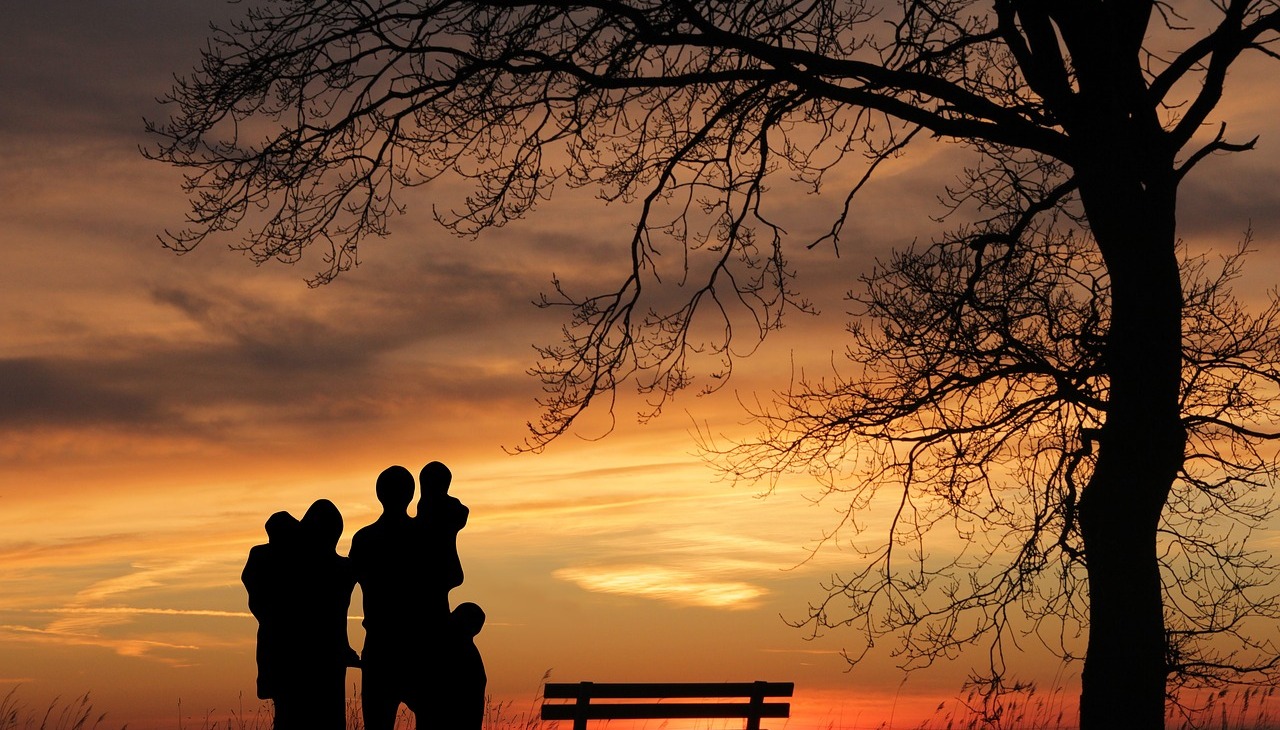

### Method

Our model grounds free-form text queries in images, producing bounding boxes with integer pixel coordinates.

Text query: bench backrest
[541,681,794,730]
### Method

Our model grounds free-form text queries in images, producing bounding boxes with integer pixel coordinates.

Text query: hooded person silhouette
[292,498,359,730]
[243,502,357,730]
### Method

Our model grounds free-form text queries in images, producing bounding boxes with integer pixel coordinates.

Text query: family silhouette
[242,461,484,730]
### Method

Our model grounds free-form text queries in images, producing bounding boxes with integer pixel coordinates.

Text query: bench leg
[746,680,768,730]
[572,682,593,730]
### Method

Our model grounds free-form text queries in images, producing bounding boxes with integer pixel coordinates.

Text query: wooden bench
[541,681,793,730]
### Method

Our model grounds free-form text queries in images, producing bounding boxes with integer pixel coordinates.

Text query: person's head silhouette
[264,511,299,544]
[302,498,343,549]
[452,601,485,638]
[419,460,452,497]
[375,465,415,514]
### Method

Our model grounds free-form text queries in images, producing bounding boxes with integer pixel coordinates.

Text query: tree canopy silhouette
[145,2,1280,728]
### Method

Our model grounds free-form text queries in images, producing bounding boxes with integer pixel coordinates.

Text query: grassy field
[1,685,1276,730]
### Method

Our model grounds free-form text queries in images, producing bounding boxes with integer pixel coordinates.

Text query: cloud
[0,623,199,659]
[1178,163,1280,240]
[759,647,844,655]
[0,600,250,664]
[0,358,169,428]
[479,488,710,523]
[554,564,769,609]
[31,607,250,619]
[0,3,233,143]
[0,263,546,439]
[0,558,261,663]
[71,561,212,605]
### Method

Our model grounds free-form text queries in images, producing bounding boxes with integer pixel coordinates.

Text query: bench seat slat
[542,703,791,721]
[543,682,794,699]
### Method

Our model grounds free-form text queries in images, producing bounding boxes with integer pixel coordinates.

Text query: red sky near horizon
[2,3,1279,729]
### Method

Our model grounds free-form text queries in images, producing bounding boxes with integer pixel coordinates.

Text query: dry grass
[171,683,548,730]
[234,684,1280,730]
[1166,686,1280,730]
[0,688,122,730]
[2,683,1277,730]
[899,685,1279,730]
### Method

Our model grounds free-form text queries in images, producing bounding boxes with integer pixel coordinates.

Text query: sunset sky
[2,3,1279,729]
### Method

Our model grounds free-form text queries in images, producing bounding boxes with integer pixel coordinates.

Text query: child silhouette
[409,601,486,730]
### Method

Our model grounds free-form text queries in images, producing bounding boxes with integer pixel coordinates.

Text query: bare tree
[716,156,1280,716]
[145,2,1280,728]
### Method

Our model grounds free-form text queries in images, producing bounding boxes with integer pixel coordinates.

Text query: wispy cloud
[70,561,207,605]
[0,555,251,666]
[0,623,199,661]
[31,607,252,619]
[553,565,769,609]
[760,647,844,655]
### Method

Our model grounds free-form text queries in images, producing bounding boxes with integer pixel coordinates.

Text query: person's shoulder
[350,523,376,549]
[352,517,401,547]
[353,516,387,536]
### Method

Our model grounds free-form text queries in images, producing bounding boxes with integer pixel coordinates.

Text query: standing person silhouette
[351,465,420,730]
[242,511,301,708]
[292,498,360,730]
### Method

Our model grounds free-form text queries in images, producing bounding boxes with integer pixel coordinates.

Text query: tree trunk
[1074,162,1184,730]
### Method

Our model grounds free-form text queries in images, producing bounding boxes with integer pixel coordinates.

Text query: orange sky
[2,3,1279,729]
